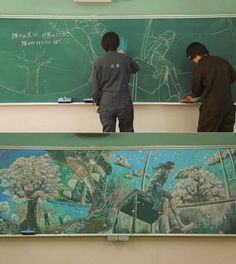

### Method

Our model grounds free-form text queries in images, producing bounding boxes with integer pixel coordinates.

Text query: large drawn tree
[173,165,226,204]
[0,154,64,232]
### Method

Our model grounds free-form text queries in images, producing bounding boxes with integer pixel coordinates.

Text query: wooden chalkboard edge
[2,102,236,106]
[1,102,236,106]
[1,233,236,238]
[1,14,236,19]
[0,102,202,106]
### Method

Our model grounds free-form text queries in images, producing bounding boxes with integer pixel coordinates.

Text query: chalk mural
[0,147,236,235]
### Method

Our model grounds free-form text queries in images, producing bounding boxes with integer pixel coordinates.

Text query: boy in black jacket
[181,42,236,132]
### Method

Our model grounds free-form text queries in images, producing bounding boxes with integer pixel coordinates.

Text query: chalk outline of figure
[157,196,195,234]
[133,20,183,102]
[17,50,52,95]
[59,20,108,89]
[65,20,107,64]
[147,167,195,234]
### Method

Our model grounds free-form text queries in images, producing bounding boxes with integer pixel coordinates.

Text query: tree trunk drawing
[20,198,39,232]
[228,149,236,178]
[81,184,88,204]
[141,151,152,191]
[219,150,231,198]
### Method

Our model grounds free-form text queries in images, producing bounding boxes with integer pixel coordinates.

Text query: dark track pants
[99,104,134,132]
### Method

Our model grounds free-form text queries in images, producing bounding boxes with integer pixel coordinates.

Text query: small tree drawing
[0,154,64,232]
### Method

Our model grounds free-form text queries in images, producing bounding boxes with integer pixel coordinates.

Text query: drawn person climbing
[147,161,194,233]
[133,20,184,101]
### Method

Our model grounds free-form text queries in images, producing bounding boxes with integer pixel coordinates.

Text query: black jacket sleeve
[191,65,204,98]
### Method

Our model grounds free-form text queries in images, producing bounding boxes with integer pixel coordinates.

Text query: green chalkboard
[0,17,236,103]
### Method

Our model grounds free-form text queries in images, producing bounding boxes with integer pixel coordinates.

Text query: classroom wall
[1,0,236,16]
[0,103,234,132]
[0,1,236,264]
[0,236,235,264]
[0,103,200,132]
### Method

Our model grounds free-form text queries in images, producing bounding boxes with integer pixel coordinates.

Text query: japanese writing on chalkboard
[11,30,70,47]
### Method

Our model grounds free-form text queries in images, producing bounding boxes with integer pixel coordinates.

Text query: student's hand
[180,96,191,103]
[96,107,100,113]
[180,96,200,103]
[117,50,125,54]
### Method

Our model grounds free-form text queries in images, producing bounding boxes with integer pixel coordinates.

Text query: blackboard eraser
[83,98,93,103]
[57,96,73,103]
[20,230,37,235]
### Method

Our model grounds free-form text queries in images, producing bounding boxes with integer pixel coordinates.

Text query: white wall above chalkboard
[73,0,111,2]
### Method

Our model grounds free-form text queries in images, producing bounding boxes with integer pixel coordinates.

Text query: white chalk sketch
[63,20,107,86]
[207,18,236,55]
[46,19,107,95]
[64,20,106,63]
[0,18,236,101]
[132,20,184,102]
[17,50,52,95]
[0,19,107,97]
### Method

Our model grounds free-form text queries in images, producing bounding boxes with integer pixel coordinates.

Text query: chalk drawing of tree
[51,19,106,64]
[17,51,52,95]
[174,165,226,204]
[0,154,64,232]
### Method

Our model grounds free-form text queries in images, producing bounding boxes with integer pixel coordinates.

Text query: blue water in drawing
[47,200,91,219]
[0,149,46,167]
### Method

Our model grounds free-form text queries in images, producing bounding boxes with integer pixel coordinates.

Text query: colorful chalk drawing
[0,147,236,235]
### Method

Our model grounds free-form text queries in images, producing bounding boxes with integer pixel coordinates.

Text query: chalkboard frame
[0,144,236,237]
[0,14,236,103]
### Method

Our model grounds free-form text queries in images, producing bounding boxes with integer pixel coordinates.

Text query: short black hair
[101,32,120,52]
[186,42,209,60]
